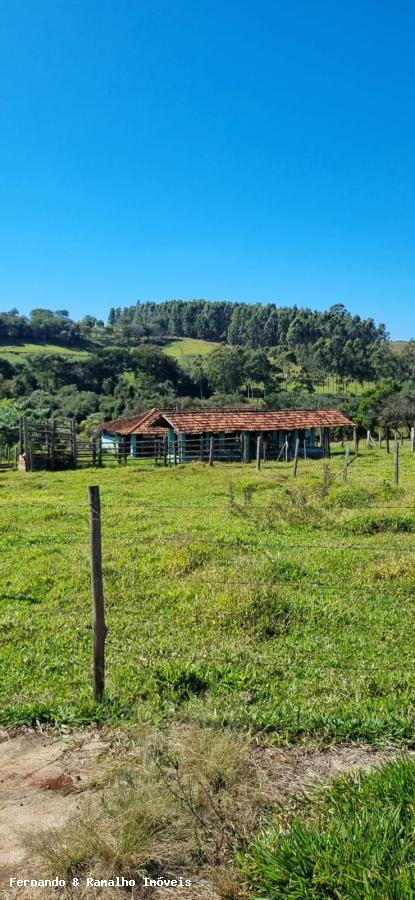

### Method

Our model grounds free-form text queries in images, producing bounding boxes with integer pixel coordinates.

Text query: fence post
[88,486,106,702]
[303,439,307,461]
[71,419,77,469]
[200,435,204,462]
[394,435,399,485]
[22,417,32,471]
[163,436,168,466]
[366,430,371,448]
[411,426,415,453]
[13,446,18,470]
[353,427,358,454]
[386,427,390,454]
[256,435,262,471]
[262,438,267,462]
[342,445,350,482]
[292,437,300,477]
[208,435,214,466]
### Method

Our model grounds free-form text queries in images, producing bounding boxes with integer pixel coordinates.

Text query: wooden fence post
[342,445,350,483]
[71,419,77,469]
[394,435,399,485]
[353,427,358,454]
[411,426,415,453]
[285,435,289,463]
[262,438,267,462]
[256,435,262,471]
[163,435,168,466]
[386,427,390,454]
[208,435,214,466]
[292,437,300,477]
[22,417,32,471]
[366,430,371,448]
[13,446,18,470]
[88,486,106,702]
[303,439,307,461]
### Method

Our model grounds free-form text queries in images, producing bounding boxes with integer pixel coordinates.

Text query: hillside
[0,341,91,362]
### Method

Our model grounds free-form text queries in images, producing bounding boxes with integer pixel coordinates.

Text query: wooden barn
[146,408,355,461]
[98,408,168,458]
[99,407,355,462]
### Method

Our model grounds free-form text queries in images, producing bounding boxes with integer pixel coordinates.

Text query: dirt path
[0,730,109,892]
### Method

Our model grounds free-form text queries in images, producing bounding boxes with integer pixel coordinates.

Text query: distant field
[390,340,411,354]
[0,342,90,362]
[163,337,220,358]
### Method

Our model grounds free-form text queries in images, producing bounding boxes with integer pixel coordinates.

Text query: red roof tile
[148,408,355,433]
[99,408,167,435]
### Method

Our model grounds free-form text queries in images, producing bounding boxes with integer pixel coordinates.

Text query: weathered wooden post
[342,445,350,483]
[13,446,18,470]
[411,426,415,453]
[98,436,103,467]
[386,427,390,454]
[208,435,214,466]
[353,426,358,454]
[88,486,107,702]
[22,417,32,472]
[303,439,307,461]
[292,437,300,477]
[285,434,289,463]
[394,435,399,485]
[163,435,168,466]
[256,435,262,471]
[174,438,177,466]
[401,431,404,447]
[71,419,77,469]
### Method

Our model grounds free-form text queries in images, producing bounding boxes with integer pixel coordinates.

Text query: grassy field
[163,337,220,357]
[0,341,90,362]
[2,446,415,744]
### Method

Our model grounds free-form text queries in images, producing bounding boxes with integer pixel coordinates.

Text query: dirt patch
[0,729,109,892]
[0,731,409,900]
[253,742,403,806]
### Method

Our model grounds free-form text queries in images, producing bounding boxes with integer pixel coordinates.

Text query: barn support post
[292,437,300,477]
[88,486,107,702]
[256,435,262,471]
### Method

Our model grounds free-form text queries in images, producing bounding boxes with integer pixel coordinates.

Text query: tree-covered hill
[1,301,415,448]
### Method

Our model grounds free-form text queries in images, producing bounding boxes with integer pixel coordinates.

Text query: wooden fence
[19,417,102,472]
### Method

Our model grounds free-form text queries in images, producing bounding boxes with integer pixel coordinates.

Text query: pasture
[162,337,220,357]
[2,445,415,744]
[0,341,90,362]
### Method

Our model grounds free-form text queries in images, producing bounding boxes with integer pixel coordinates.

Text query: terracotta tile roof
[148,408,355,433]
[99,408,167,436]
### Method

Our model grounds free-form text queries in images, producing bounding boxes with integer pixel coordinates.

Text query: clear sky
[0,1,414,338]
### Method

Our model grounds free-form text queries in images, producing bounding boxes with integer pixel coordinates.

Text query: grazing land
[162,337,220,358]
[0,341,91,362]
[2,446,415,745]
[3,447,415,897]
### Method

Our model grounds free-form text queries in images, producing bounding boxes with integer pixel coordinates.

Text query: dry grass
[22,725,259,898]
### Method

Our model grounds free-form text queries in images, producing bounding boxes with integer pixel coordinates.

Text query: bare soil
[0,730,406,899]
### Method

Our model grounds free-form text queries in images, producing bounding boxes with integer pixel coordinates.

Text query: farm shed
[145,408,356,462]
[98,408,168,459]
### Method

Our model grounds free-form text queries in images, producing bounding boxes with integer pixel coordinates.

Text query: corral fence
[19,417,102,472]
[108,432,330,467]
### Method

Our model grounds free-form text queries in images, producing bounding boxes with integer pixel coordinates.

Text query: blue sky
[0,1,414,338]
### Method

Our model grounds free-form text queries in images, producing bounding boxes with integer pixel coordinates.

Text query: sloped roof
[99,408,167,435]
[148,408,355,434]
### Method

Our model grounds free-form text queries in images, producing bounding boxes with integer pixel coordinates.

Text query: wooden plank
[88,486,107,702]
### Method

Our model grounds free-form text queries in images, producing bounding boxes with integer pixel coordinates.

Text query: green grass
[0,341,90,361]
[163,337,220,358]
[2,446,415,740]
[240,756,415,898]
